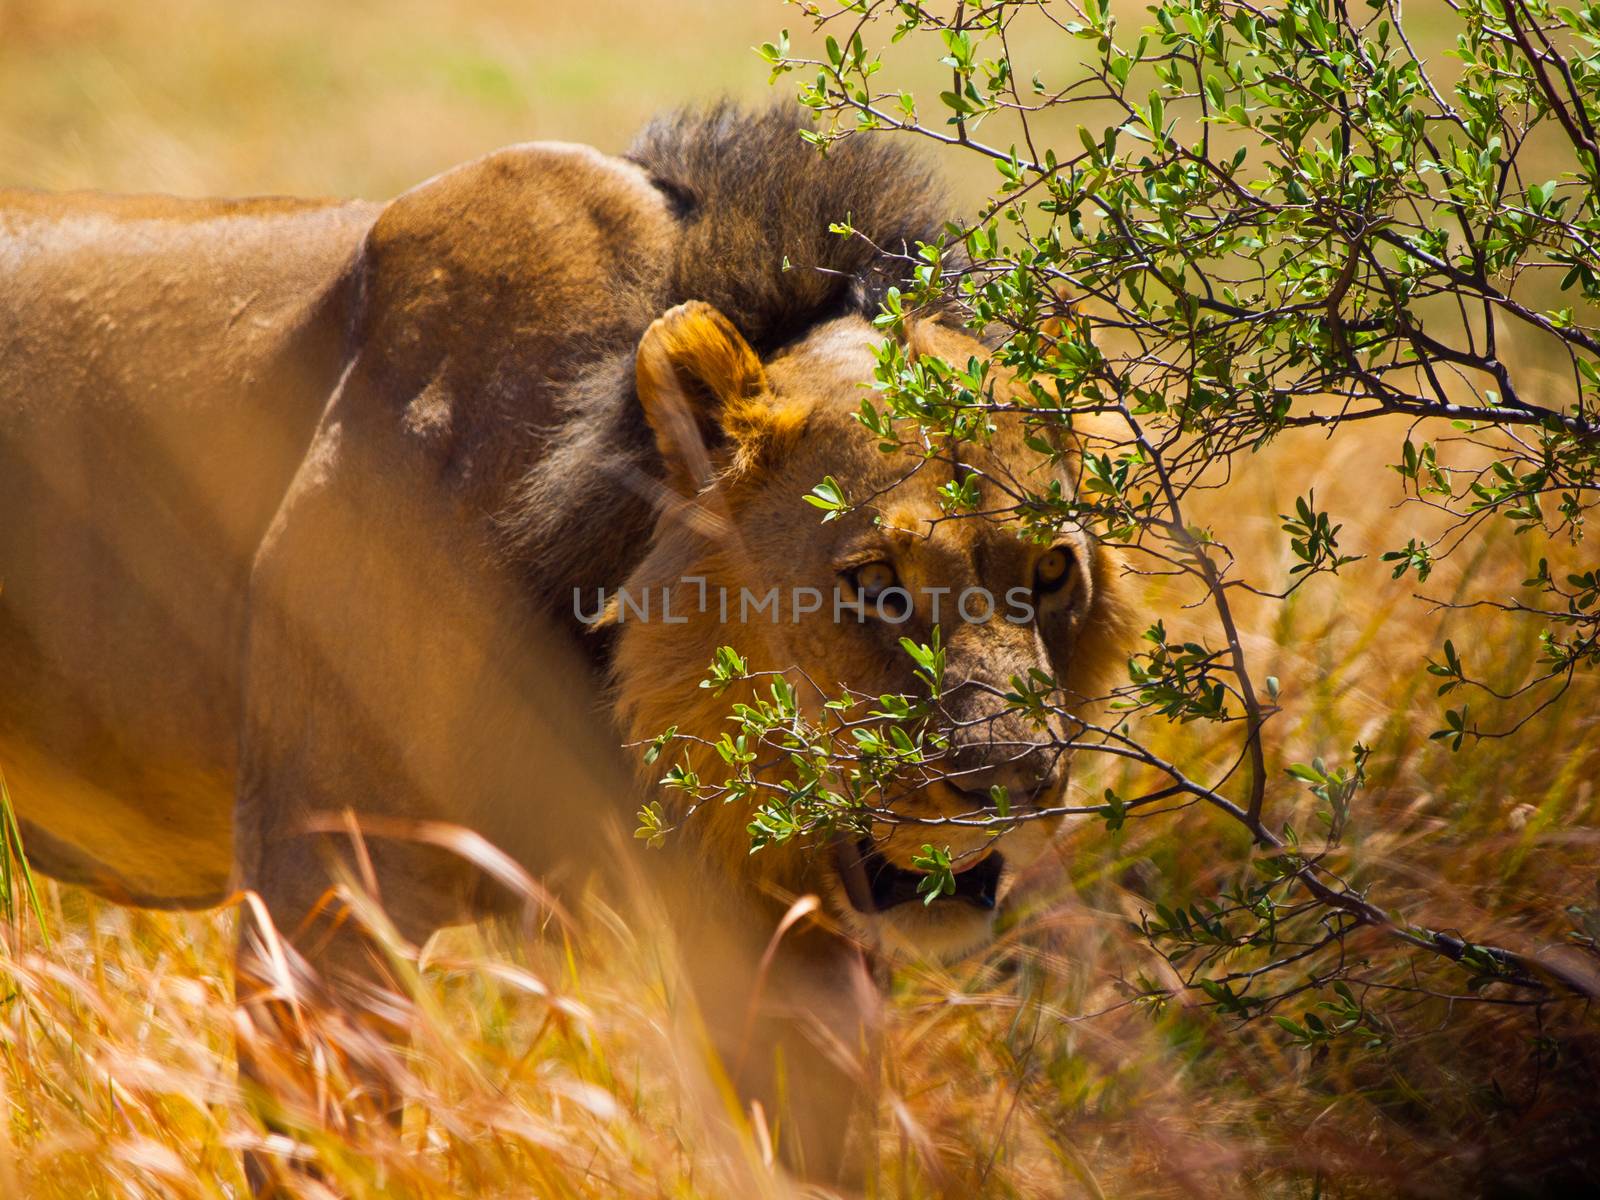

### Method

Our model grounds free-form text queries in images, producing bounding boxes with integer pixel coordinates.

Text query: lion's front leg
[231,822,468,1193]
[747,935,882,1191]
[676,900,883,1193]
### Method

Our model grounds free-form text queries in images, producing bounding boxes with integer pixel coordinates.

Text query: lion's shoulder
[338,142,675,482]
[359,141,676,348]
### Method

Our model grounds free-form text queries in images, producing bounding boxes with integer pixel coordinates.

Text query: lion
[0,105,1126,1183]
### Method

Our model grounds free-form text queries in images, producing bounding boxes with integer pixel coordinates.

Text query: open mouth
[834,838,1004,914]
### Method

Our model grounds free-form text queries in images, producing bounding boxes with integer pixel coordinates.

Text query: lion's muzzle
[833,837,1004,914]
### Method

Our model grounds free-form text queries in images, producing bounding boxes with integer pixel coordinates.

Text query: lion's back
[0,188,377,905]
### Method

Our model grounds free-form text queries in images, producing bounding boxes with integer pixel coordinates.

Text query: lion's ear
[635,300,770,495]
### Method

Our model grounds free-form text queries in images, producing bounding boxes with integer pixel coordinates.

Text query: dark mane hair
[501,104,954,640]
[626,103,950,353]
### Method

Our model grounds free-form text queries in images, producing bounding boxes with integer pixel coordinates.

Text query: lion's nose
[938,669,1066,804]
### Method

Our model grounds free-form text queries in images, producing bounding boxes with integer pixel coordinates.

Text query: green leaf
[803,475,850,521]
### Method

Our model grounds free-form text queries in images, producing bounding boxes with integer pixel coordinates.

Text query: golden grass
[2,2,1598,1195]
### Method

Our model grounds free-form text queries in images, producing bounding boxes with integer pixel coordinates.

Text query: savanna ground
[1,1,1597,1196]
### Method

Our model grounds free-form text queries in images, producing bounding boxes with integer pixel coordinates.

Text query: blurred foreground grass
[1,1,1598,1196]
[1,431,1594,1199]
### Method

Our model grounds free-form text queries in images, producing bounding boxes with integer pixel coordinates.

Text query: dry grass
[2,2,1598,1196]
[2,443,1595,1198]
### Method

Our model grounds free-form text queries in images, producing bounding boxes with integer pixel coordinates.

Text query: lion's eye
[849,560,909,618]
[1035,547,1075,594]
[854,560,898,598]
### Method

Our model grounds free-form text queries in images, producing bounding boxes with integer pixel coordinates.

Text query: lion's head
[611,300,1128,961]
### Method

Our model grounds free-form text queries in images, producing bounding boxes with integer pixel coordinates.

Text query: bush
[644,6,1600,1187]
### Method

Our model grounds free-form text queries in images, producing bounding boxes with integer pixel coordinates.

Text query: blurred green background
[0,0,1122,208]
[0,0,807,198]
